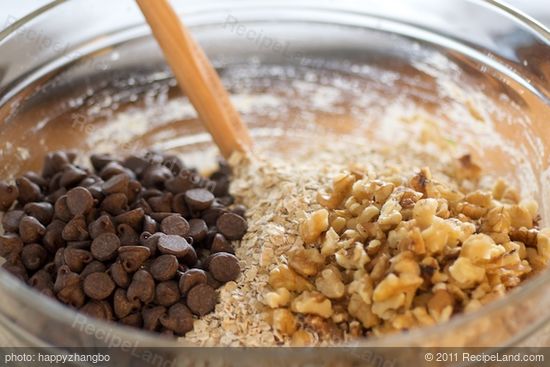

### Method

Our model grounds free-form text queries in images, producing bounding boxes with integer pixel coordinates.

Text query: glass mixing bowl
[0,0,549,365]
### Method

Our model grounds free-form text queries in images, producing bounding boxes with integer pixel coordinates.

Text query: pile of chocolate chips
[0,151,247,336]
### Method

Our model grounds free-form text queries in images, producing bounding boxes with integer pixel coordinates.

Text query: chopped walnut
[537,229,550,261]
[377,197,402,227]
[300,209,329,244]
[288,247,325,277]
[348,293,379,328]
[315,267,345,299]
[272,308,297,336]
[290,291,333,318]
[460,234,505,263]
[264,288,291,308]
[413,198,438,228]
[291,330,314,346]
[317,173,356,209]
[268,265,313,292]
[449,257,486,288]
[334,242,369,270]
[266,162,548,344]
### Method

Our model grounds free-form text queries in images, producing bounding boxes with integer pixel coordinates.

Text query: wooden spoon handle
[136,0,253,158]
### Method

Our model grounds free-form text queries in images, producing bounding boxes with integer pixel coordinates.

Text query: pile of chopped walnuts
[263,161,550,343]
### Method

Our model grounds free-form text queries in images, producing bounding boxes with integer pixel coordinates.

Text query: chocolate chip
[117,224,139,245]
[120,312,143,328]
[162,155,185,175]
[87,183,104,201]
[48,172,63,193]
[186,283,216,316]
[114,208,144,231]
[109,261,130,288]
[126,180,142,204]
[16,177,42,204]
[54,195,72,222]
[118,246,150,272]
[134,198,152,215]
[142,305,166,331]
[101,193,128,215]
[201,206,227,226]
[60,166,88,188]
[139,232,161,256]
[142,165,173,189]
[184,188,214,211]
[216,212,248,240]
[24,202,54,225]
[63,247,93,273]
[67,240,91,249]
[0,182,18,211]
[55,265,85,307]
[54,248,66,270]
[148,193,173,212]
[160,215,190,236]
[165,172,197,194]
[210,233,234,254]
[204,226,219,249]
[62,215,89,241]
[150,254,178,281]
[28,269,54,296]
[43,220,66,253]
[159,303,193,335]
[217,195,234,207]
[102,173,129,194]
[171,193,190,217]
[100,162,131,181]
[44,262,57,276]
[122,155,149,176]
[142,189,163,200]
[127,270,155,304]
[0,151,245,336]
[211,173,230,197]
[66,187,94,216]
[149,212,174,222]
[155,281,180,307]
[19,215,46,243]
[207,252,240,282]
[2,209,24,232]
[157,235,196,265]
[91,233,120,261]
[80,300,113,320]
[88,215,116,240]
[79,176,100,188]
[188,219,208,243]
[21,243,48,271]
[80,260,107,279]
[0,233,23,257]
[113,288,141,319]
[83,272,115,300]
[143,215,157,233]
[231,204,246,218]
[42,151,70,178]
[90,153,116,172]
[23,171,47,188]
[66,151,78,163]
[179,268,207,295]
[2,260,28,281]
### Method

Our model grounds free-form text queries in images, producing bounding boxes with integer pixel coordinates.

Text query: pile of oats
[182,135,549,346]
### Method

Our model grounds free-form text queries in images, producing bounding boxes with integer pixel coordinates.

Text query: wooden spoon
[136,0,253,159]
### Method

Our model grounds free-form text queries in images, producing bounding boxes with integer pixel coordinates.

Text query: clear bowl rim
[0,0,549,348]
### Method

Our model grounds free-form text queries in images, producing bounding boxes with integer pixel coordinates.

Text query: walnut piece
[290,291,333,318]
[300,209,329,244]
